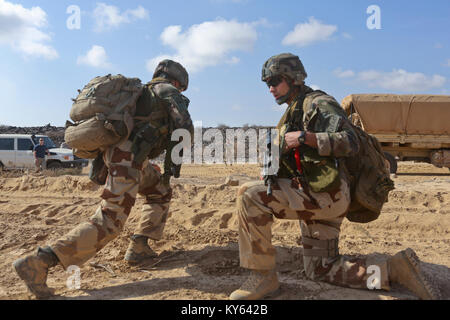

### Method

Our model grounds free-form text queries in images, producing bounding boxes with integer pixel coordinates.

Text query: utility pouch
[301,148,341,193]
[131,123,161,166]
[89,153,108,185]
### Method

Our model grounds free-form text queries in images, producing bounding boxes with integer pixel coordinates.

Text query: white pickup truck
[0,134,88,170]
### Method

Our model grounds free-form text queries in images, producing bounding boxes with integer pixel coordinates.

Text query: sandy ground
[0,162,448,300]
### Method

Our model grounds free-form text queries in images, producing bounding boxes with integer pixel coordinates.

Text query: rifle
[262,129,276,196]
[161,139,183,186]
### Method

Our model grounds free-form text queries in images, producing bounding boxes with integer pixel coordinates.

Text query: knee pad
[302,236,339,259]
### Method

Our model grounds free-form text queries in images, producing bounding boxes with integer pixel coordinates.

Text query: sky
[0,0,449,127]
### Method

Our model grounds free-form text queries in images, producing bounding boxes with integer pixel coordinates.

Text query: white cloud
[310,84,321,90]
[282,17,337,47]
[226,56,240,65]
[357,69,446,92]
[147,19,258,73]
[77,45,112,69]
[333,66,446,92]
[0,0,58,59]
[334,68,355,78]
[93,3,149,32]
[342,32,352,40]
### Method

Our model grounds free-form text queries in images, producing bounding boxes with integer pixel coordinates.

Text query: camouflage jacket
[277,86,360,181]
[131,78,194,161]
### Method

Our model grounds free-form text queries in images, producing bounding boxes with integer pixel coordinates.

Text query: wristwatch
[297,131,306,145]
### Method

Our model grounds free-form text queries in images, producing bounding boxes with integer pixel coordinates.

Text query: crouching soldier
[13,60,194,299]
[229,53,440,300]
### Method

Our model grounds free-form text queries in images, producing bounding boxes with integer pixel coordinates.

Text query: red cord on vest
[294,148,303,174]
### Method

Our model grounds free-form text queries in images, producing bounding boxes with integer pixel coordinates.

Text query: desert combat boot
[124,235,157,265]
[229,269,280,300]
[13,246,59,299]
[388,248,440,300]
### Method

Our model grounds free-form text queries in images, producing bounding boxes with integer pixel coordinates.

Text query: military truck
[341,94,450,173]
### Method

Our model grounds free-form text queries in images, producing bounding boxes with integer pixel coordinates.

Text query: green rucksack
[344,125,395,223]
[64,74,143,159]
[300,90,395,223]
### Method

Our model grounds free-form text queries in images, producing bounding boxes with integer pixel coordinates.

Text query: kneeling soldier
[230,53,439,300]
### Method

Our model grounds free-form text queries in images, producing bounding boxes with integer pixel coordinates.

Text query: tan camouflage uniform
[237,87,390,290]
[50,81,193,269]
[51,140,171,268]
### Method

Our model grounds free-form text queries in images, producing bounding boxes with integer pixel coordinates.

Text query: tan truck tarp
[341,94,450,135]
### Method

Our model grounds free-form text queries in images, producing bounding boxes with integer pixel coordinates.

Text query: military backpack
[344,125,395,223]
[64,74,143,159]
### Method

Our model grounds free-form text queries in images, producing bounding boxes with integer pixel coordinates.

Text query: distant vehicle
[342,94,450,173]
[0,134,88,170]
[60,142,70,149]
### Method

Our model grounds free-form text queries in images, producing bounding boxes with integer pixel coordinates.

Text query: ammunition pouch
[89,153,108,185]
[131,123,166,166]
[300,147,341,193]
[279,147,341,193]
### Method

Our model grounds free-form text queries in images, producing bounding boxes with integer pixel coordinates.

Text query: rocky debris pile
[0,124,274,162]
[0,124,65,147]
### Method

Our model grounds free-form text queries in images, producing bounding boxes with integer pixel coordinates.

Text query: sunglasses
[266,76,284,88]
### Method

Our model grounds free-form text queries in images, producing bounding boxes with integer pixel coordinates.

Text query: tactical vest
[130,78,174,163]
[277,88,394,223]
[276,88,341,193]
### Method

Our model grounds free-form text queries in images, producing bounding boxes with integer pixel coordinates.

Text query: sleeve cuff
[315,132,332,156]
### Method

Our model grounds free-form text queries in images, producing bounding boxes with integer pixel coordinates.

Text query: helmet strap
[275,78,298,105]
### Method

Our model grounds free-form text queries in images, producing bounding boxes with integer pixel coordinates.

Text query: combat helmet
[261,53,307,86]
[153,59,189,91]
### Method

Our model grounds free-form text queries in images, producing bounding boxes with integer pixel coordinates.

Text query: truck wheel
[47,162,62,169]
[384,152,397,174]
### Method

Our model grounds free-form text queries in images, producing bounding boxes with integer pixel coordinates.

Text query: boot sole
[229,278,280,300]
[263,285,282,299]
[124,254,158,266]
[399,249,440,300]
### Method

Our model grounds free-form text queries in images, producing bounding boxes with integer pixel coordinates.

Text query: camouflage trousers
[51,140,171,269]
[237,178,390,290]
